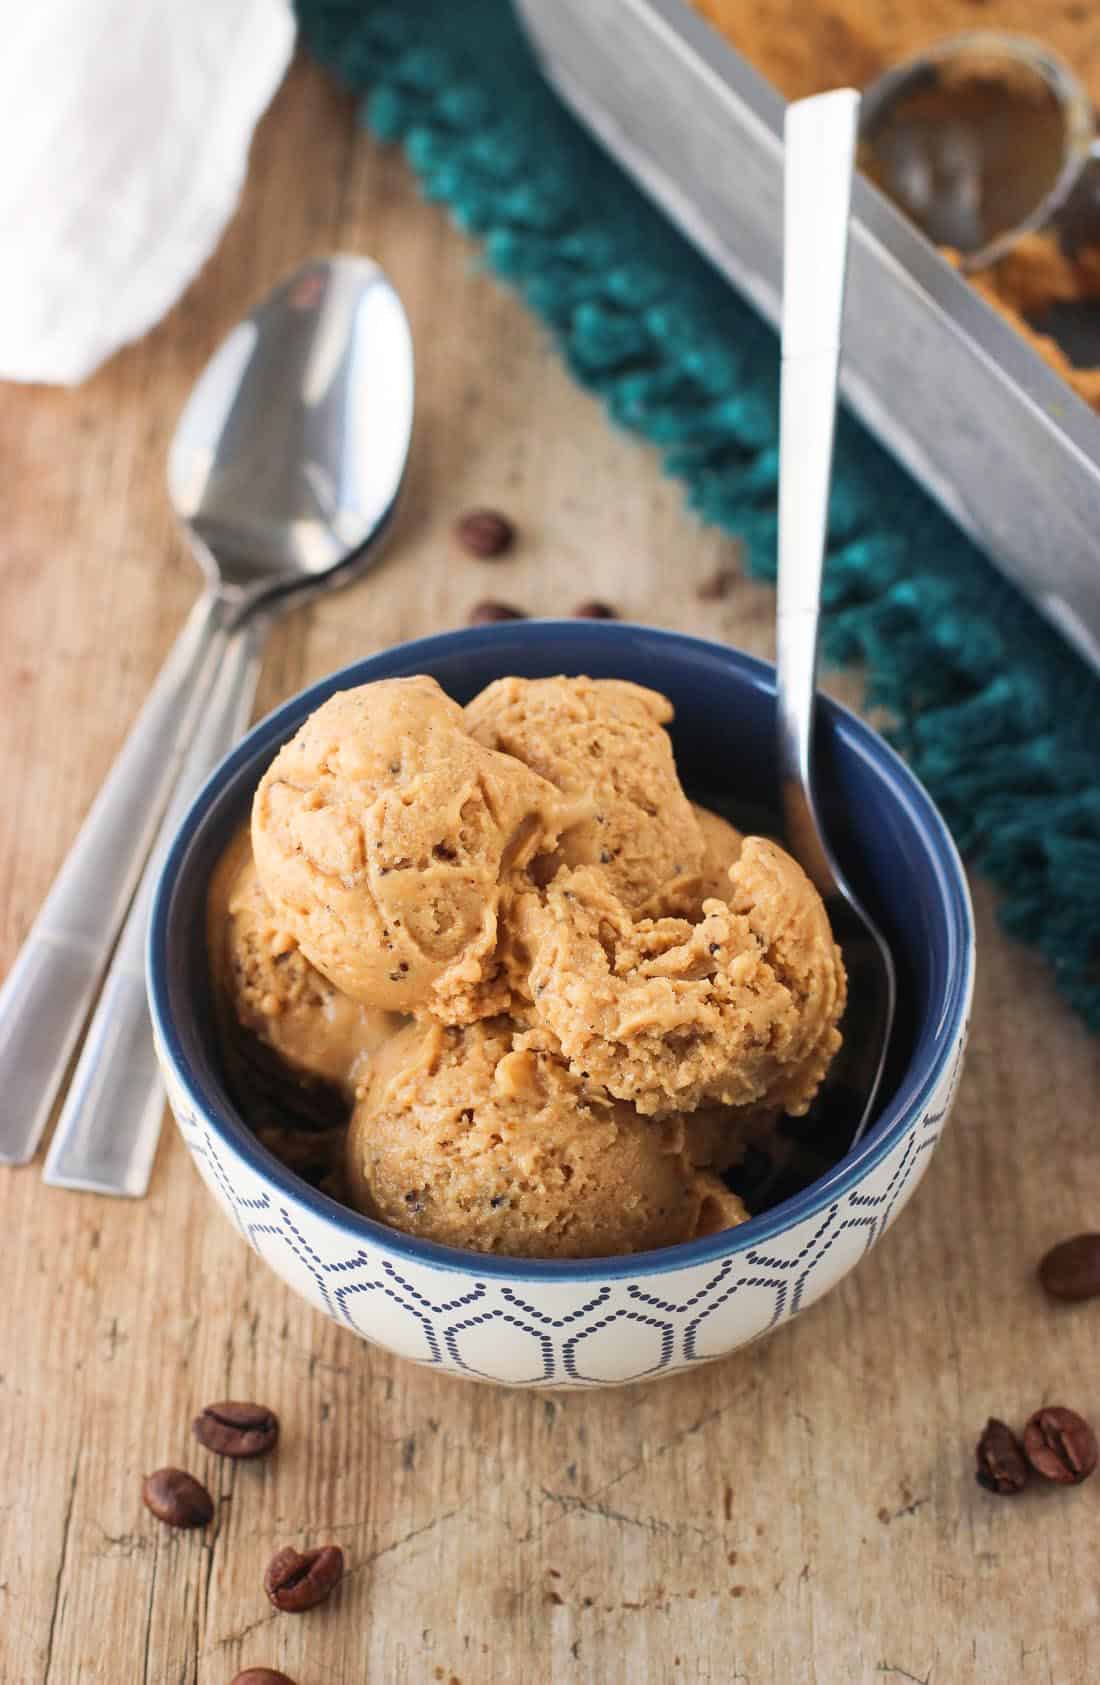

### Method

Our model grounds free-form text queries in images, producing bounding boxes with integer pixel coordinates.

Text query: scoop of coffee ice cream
[464,675,704,910]
[524,837,846,1118]
[685,1101,783,1175]
[218,667,849,1261]
[644,802,744,920]
[692,803,745,900]
[208,837,401,1099]
[345,1017,748,1257]
[252,676,568,1022]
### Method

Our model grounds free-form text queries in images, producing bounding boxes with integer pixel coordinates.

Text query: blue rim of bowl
[148,620,975,1281]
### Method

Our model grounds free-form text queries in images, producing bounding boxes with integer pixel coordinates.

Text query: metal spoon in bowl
[776,91,896,1152]
[0,255,414,1184]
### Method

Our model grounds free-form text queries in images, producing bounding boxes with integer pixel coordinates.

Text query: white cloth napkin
[0,0,295,384]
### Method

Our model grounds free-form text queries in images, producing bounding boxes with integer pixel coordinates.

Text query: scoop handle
[0,591,226,1166]
[41,615,265,1196]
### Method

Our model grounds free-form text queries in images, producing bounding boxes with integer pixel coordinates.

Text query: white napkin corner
[0,0,295,384]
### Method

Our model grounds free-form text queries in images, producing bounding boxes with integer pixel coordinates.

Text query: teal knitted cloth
[296,0,1100,1030]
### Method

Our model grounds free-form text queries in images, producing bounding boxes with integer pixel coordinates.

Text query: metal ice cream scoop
[860,30,1100,271]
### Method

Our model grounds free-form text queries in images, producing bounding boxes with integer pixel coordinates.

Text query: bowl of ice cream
[149,620,973,1388]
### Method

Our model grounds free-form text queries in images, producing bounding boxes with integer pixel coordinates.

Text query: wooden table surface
[3,58,1099,1685]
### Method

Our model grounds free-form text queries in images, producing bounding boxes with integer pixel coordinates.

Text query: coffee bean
[193,1401,279,1459]
[696,566,737,601]
[1022,1406,1098,1485]
[1038,1233,1100,1302]
[230,1671,297,1685]
[454,508,515,558]
[468,599,526,624]
[975,1418,1029,1495]
[263,1544,344,1612]
[573,599,617,619]
[142,1467,213,1529]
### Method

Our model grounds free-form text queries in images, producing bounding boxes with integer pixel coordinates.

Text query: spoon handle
[0,591,226,1166]
[775,89,860,895]
[41,615,266,1196]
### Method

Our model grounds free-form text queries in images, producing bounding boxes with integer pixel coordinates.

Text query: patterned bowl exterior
[161,1036,966,1388]
[150,622,974,1390]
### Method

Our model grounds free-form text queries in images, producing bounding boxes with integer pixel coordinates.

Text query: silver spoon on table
[0,255,414,1188]
[776,90,896,1152]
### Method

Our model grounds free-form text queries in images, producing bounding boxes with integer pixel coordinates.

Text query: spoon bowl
[169,256,413,599]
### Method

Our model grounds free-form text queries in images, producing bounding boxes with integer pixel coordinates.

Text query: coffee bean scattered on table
[975,1418,1029,1495]
[1022,1406,1098,1485]
[573,599,617,619]
[142,1467,214,1529]
[193,1401,279,1459]
[264,1544,345,1612]
[1038,1233,1100,1302]
[454,508,515,558]
[468,599,527,624]
[696,566,737,601]
[230,1670,297,1685]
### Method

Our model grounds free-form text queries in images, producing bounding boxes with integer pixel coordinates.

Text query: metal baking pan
[513,0,1100,672]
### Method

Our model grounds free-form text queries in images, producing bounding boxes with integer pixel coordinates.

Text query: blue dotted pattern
[444,1310,555,1384]
[564,1307,674,1385]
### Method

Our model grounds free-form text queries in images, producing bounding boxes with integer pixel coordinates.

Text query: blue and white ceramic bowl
[149,622,974,1389]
